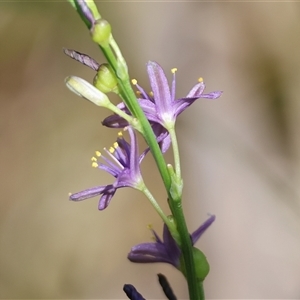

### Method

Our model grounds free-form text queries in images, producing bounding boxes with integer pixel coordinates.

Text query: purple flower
[103,61,222,152]
[128,215,215,268]
[69,127,145,210]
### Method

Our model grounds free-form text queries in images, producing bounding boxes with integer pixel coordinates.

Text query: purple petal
[186,82,205,97]
[162,224,181,267]
[191,215,216,244]
[69,185,108,201]
[147,61,172,118]
[171,97,199,118]
[138,99,160,123]
[98,185,116,210]
[63,48,100,71]
[152,123,171,153]
[102,114,129,128]
[127,127,141,180]
[200,91,223,99]
[128,243,174,265]
[77,1,95,27]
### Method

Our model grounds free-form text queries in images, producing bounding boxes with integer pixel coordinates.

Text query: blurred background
[1,1,300,299]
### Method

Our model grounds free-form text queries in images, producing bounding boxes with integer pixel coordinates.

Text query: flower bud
[91,19,111,46]
[93,63,119,94]
[65,76,110,107]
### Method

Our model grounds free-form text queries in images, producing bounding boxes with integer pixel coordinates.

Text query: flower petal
[102,113,129,128]
[191,215,216,244]
[200,91,223,99]
[127,127,141,179]
[98,185,116,210]
[186,82,205,98]
[147,61,172,118]
[128,243,174,265]
[162,224,181,267]
[69,185,108,201]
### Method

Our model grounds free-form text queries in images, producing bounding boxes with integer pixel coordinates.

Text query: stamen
[147,224,153,230]
[113,142,119,149]
[136,91,141,96]
[95,151,101,157]
[92,162,98,168]
[171,68,177,74]
[118,131,123,137]
[198,77,203,83]
[104,147,124,169]
[149,91,154,97]
[68,192,72,196]
[131,79,137,85]
[109,146,115,153]
[91,157,97,162]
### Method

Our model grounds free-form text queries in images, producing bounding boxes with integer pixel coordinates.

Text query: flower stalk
[66,1,222,299]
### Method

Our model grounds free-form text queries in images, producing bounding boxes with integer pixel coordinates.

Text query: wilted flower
[69,127,146,210]
[103,61,222,152]
[128,215,215,268]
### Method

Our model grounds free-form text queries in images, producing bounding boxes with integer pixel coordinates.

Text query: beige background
[1,1,300,299]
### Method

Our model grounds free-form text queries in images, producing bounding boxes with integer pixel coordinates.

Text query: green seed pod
[93,63,119,94]
[91,19,112,46]
[180,247,210,282]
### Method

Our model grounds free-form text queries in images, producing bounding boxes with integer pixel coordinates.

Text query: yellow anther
[132,79,137,85]
[92,162,98,168]
[109,146,115,153]
[91,157,97,162]
[113,142,119,149]
[171,68,177,74]
[95,151,101,157]
[198,77,203,83]
[136,91,141,96]
[149,91,154,97]
[68,192,72,196]
[147,224,153,230]
[118,131,123,137]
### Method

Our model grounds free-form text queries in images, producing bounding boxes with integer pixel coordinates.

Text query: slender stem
[168,126,181,180]
[141,185,174,231]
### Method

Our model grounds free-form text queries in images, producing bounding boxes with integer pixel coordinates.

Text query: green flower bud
[65,76,111,107]
[180,247,210,282]
[91,19,111,46]
[93,63,119,94]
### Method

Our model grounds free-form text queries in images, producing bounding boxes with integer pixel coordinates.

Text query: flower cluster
[65,3,221,296]
[68,56,222,209]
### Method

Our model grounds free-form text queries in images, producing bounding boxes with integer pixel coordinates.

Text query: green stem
[199,281,205,300]
[141,185,174,231]
[171,199,201,300]
[168,126,181,180]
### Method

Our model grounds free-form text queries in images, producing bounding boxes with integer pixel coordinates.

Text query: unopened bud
[65,76,110,107]
[93,63,119,94]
